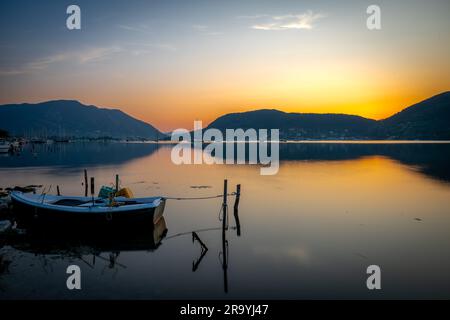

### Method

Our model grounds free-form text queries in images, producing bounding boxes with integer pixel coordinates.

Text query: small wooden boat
[10,191,166,228]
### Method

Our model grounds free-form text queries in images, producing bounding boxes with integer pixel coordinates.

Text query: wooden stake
[57,185,60,196]
[222,226,228,293]
[233,184,241,211]
[233,184,241,237]
[84,169,88,197]
[223,179,228,205]
[90,177,95,205]
[90,177,95,196]
[222,179,228,231]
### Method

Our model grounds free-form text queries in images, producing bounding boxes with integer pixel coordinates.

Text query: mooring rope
[165,226,237,240]
[164,192,236,201]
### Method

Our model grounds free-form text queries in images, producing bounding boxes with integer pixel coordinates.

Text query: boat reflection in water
[2,216,168,270]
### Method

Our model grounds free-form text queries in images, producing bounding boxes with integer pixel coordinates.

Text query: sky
[0,0,449,132]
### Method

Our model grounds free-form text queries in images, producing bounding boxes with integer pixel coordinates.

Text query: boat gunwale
[11,191,164,214]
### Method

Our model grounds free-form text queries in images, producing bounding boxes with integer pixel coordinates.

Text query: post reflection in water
[164,201,242,295]
[192,231,208,272]
[221,188,242,294]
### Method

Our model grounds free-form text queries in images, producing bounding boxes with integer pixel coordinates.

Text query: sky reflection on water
[0,142,449,299]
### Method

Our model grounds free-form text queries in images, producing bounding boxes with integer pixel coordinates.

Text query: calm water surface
[0,142,449,299]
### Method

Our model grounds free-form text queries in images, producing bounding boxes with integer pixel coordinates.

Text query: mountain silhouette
[0,100,162,139]
[208,109,376,139]
[207,92,450,140]
[375,91,450,139]
[0,92,449,140]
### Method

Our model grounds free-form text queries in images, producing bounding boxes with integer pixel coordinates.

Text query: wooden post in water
[84,169,88,197]
[220,179,229,292]
[222,235,228,293]
[233,184,241,211]
[57,185,61,196]
[233,184,241,236]
[222,179,228,231]
[90,177,95,205]
[223,179,228,205]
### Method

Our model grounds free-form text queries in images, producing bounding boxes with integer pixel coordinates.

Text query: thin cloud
[125,42,177,52]
[147,43,177,51]
[0,46,122,76]
[192,24,208,31]
[0,41,177,76]
[249,11,326,31]
[205,32,224,36]
[28,53,69,70]
[78,46,122,63]
[192,24,223,36]
[236,14,269,19]
[0,69,26,76]
[118,24,152,34]
[0,53,71,76]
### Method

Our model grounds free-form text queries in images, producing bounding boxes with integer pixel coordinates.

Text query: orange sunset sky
[0,0,449,132]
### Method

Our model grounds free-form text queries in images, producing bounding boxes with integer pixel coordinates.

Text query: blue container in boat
[98,186,115,198]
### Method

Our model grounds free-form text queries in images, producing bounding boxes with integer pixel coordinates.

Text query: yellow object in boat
[116,187,134,198]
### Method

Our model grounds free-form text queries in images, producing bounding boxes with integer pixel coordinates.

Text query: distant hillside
[376,91,450,139]
[208,110,377,139]
[0,100,162,139]
[1,92,448,141]
[207,92,450,140]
